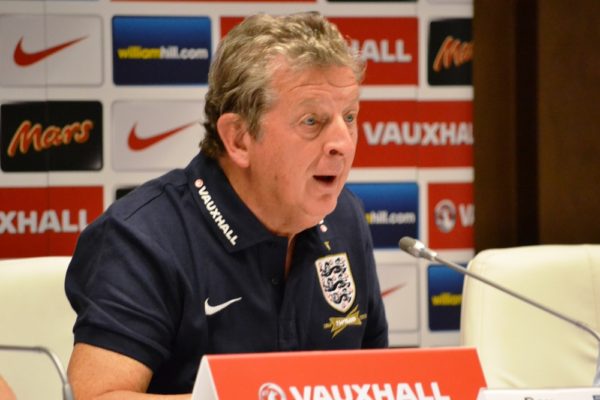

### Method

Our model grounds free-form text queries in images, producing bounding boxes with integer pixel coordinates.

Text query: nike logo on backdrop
[13,36,87,66]
[381,283,406,298]
[204,297,242,316]
[127,121,198,151]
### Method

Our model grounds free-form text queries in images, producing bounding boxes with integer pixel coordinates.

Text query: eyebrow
[295,95,360,109]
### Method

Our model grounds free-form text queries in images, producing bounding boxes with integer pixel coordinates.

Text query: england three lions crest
[315,253,356,313]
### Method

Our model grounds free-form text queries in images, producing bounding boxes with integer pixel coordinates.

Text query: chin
[307,199,338,223]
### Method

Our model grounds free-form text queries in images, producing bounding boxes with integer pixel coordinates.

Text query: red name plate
[192,347,486,400]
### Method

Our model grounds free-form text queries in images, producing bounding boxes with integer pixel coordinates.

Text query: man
[0,376,16,400]
[65,12,388,399]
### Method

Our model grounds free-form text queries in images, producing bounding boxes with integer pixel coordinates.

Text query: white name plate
[478,387,600,400]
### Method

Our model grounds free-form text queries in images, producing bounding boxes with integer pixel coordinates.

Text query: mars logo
[428,183,474,250]
[258,383,286,400]
[428,18,472,86]
[0,101,103,172]
[433,36,472,73]
[7,119,93,157]
[330,18,418,85]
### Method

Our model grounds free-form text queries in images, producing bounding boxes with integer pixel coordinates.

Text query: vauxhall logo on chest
[194,178,238,246]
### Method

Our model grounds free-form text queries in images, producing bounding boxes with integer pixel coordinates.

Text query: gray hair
[200,12,365,159]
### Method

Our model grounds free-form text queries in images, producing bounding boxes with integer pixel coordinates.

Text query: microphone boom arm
[399,236,600,386]
[0,344,74,400]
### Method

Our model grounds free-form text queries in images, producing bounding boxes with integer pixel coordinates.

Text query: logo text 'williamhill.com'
[112,16,211,85]
[117,45,209,60]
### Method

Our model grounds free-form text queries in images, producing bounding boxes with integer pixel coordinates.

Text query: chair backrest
[460,244,600,389]
[0,256,75,400]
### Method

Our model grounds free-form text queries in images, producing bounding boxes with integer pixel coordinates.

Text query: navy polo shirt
[66,152,388,394]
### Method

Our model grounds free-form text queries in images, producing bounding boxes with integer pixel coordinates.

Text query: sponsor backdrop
[0,0,473,347]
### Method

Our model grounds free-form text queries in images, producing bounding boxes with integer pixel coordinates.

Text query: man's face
[245,62,360,233]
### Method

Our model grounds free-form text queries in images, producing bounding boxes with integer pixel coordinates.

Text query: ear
[217,113,251,168]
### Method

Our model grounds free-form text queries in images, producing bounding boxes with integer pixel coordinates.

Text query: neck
[218,156,318,238]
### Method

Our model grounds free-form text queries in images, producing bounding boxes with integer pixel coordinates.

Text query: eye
[344,112,357,124]
[303,116,317,126]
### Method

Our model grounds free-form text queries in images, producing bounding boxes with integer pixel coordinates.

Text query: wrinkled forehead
[264,60,360,110]
[266,55,360,93]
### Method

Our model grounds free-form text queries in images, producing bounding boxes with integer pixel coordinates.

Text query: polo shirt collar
[187,152,280,252]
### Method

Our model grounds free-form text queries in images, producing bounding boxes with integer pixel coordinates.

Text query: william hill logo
[116,45,209,60]
[0,101,103,171]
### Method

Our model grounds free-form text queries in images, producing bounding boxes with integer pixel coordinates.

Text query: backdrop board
[0,0,473,347]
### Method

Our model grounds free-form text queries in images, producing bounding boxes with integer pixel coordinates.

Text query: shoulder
[111,168,188,221]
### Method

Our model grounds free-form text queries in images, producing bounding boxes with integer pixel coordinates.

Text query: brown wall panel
[538,1,600,243]
[474,0,600,250]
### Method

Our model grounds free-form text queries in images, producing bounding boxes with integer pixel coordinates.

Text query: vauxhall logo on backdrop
[112,16,211,85]
[355,100,473,168]
[428,182,474,250]
[0,186,103,258]
[220,17,418,86]
[0,101,103,172]
[0,14,102,86]
[329,17,418,85]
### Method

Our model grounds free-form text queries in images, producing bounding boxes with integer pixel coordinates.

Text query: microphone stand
[0,344,74,400]
[398,236,600,387]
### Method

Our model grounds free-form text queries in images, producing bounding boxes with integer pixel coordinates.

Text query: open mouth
[314,175,336,184]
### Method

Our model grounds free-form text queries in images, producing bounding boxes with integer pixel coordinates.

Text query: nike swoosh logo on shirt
[204,297,242,316]
[127,121,198,151]
[13,36,87,67]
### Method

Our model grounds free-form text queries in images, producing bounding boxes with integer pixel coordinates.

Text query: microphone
[0,344,74,400]
[398,236,600,387]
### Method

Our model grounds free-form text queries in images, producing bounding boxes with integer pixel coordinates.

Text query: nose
[323,115,357,157]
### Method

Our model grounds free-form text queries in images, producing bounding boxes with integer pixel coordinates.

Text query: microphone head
[398,236,437,261]
[399,236,417,253]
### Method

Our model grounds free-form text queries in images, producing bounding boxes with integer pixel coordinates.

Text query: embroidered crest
[315,253,355,313]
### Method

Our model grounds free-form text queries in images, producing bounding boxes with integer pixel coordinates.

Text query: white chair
[0,256,75,400]
[460,244,600,389]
